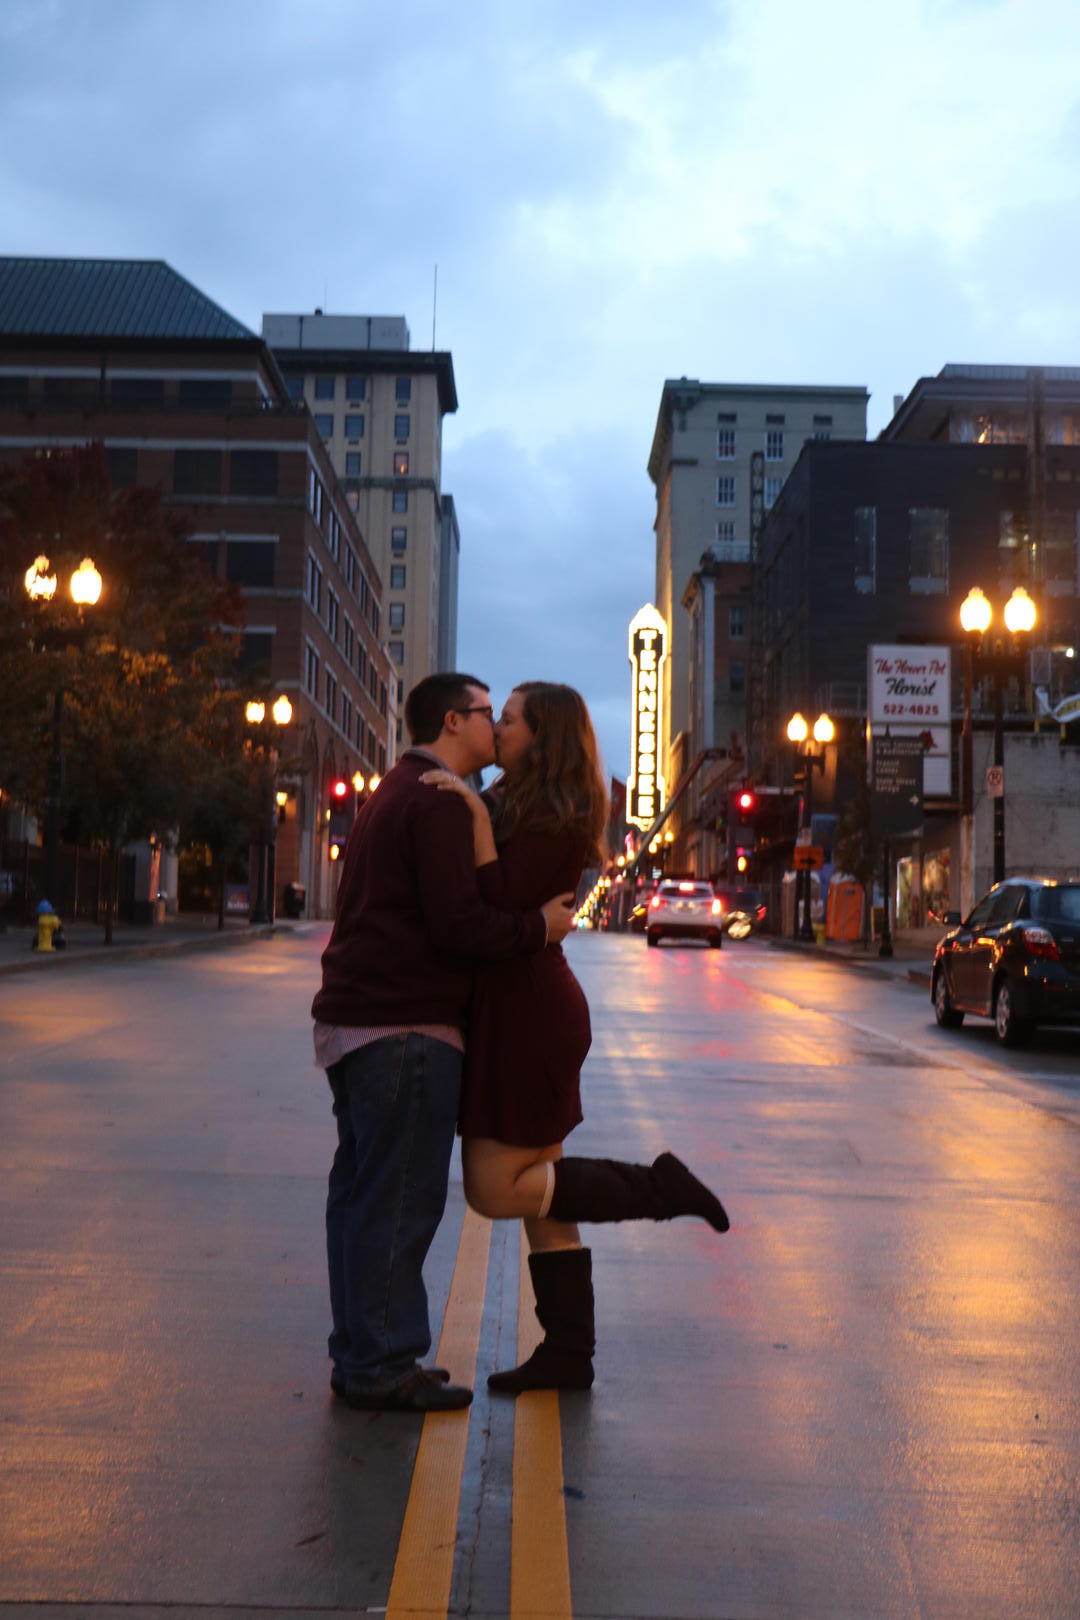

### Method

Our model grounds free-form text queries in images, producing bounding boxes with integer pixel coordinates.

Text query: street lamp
[246,694,292,924]
[959,586,1037,885]
[24,554,104,912]
[786,710,834,941]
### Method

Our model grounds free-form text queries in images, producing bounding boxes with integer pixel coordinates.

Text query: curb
[767,935,933,988]
[0,923,299,979]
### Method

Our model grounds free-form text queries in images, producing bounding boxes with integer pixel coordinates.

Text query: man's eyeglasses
[457,705,494,721]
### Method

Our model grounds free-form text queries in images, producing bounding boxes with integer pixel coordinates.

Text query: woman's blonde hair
[494,682,608,863]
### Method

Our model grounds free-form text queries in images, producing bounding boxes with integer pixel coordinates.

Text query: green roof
[0,257,254,342]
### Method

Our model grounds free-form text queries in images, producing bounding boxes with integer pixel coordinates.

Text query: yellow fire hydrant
[35,904,61,952]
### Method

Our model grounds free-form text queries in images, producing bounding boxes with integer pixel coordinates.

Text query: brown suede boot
[488,1247,595,1394]
[548,1151,730,1232]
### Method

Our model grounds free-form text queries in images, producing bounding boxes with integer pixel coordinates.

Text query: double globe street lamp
[245,694,293,925]
[786,710,834,942]
[23,555,104,912]
[958,584,1038,885]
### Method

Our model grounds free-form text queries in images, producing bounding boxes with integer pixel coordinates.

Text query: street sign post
[872,735,925,839]
[793,845,825,870]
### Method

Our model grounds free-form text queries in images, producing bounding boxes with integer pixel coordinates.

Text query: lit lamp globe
[70,558,102,607]
[787,712,809,744]
[352,771,365,793]
[368,773,382,791]
[813,713,835,745]
[960,586,993,635]
[271,694,293,726]
[245,700,266,725]
[1003,586,1037,635]
[24,555,58,601]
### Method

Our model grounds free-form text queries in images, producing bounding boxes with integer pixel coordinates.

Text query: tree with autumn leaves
[0,444,269,940]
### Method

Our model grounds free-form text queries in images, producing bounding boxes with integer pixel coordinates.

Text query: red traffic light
[331,778,349,799]
[737,790,755,812]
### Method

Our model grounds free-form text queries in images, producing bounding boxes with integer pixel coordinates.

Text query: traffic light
[736,789,756,814]
[728,785,758,878]
[328,778,353,861]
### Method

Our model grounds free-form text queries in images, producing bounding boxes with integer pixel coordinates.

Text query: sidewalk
[0,911,308,977]
[768,923,941,987]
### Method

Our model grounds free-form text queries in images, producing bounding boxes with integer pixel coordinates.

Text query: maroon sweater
[311,749,547,1028]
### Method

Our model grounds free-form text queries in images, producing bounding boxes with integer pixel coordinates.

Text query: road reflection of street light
[247,694,292,925]
[24,554,104,912]
[786,710,834,942]
[959,585,1037,885]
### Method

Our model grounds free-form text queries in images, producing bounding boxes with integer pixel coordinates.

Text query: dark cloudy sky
[4,0,1079,776]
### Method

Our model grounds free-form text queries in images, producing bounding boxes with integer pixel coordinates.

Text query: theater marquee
[627,604,667,829]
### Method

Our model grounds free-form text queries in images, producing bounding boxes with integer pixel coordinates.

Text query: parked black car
[713,886,768,940]
[931,878,1080,1046]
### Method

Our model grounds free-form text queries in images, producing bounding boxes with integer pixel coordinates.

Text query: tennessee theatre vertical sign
[627,604,667,830]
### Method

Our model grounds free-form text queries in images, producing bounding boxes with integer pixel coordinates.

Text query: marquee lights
[627,603,667,830]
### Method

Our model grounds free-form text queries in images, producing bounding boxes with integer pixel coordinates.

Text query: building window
[765,428,784,461]
[394,414,410,440]
[356,711,366,751]
[813,429,832,441]
[394,451,410,476]
[716,427,736,459]
[327,590,339,641]
[314,376,334,400]
[231,450,278,496]
[396,377,412,402]
[908,507,949,594]
[389,602,405,629]
[305,643,319,696]
[392,490,408,514]
[343,616,354,664]
[307,554,323,614]
[380,681,387,717]
[345,414,364,438]
[308,469,323,525]
[327,511,340,562]
[379,743,387,774]
[238,631,273,669]
[389,640,405,664]
[730,660,746,695]
[344,547,357,591]
[226,541,275,587]
[729,605,745,639]
[390,564,406,588]
[0,373,29,401]
[325,669,337,723]
[172,449,223,496]
[764,475,783,509]
[341,693,352,739]
[391,526,407,550]
[716,475,736,507]
[284,374,304,401]
[715,520,736,546]
[314,413,334,438]
[369,661,379,700]
[106,447,138,487]
[178,378,231,407]
[356,643,367,683]
[346,452,362,476]
[854,506,877,594]
[111,377,164,404]
[345,375,366,400]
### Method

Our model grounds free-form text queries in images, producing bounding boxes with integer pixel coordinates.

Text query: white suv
[646,880,723,949]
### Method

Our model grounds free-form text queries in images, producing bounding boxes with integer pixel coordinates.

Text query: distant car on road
[646,880,723,949]
[713,885,768,940]
[931,877,1080,1046]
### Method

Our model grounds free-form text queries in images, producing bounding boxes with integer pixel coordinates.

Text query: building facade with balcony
[0,257,393,919]
[261,313,459,738]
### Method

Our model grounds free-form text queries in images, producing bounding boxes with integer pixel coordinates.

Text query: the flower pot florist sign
[868,644,952,797]
[627,604,668,830]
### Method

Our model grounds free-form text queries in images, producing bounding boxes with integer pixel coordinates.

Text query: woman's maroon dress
[459,824,591,1147]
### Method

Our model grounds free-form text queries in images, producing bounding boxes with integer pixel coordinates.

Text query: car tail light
[1020,926,1060,960]
[650,895,662,909]
[678,881,695,892]
[711,898,722,915]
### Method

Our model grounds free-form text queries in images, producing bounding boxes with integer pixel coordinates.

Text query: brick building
[0,257,393,919]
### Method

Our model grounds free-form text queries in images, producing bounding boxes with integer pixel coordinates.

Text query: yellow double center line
[385,1210,573,1619]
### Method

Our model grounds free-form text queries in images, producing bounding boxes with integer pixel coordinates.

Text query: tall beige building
[263,313,459,737]
[648,379,869,815]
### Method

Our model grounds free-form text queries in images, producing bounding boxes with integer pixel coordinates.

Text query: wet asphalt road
[1,929,1078,1620]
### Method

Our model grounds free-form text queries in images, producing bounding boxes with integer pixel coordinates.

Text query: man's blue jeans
[325,1034,462,1391]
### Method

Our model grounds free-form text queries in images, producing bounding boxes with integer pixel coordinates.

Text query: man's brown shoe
[344,1367,473,1411]
[331,1364,449,1399]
